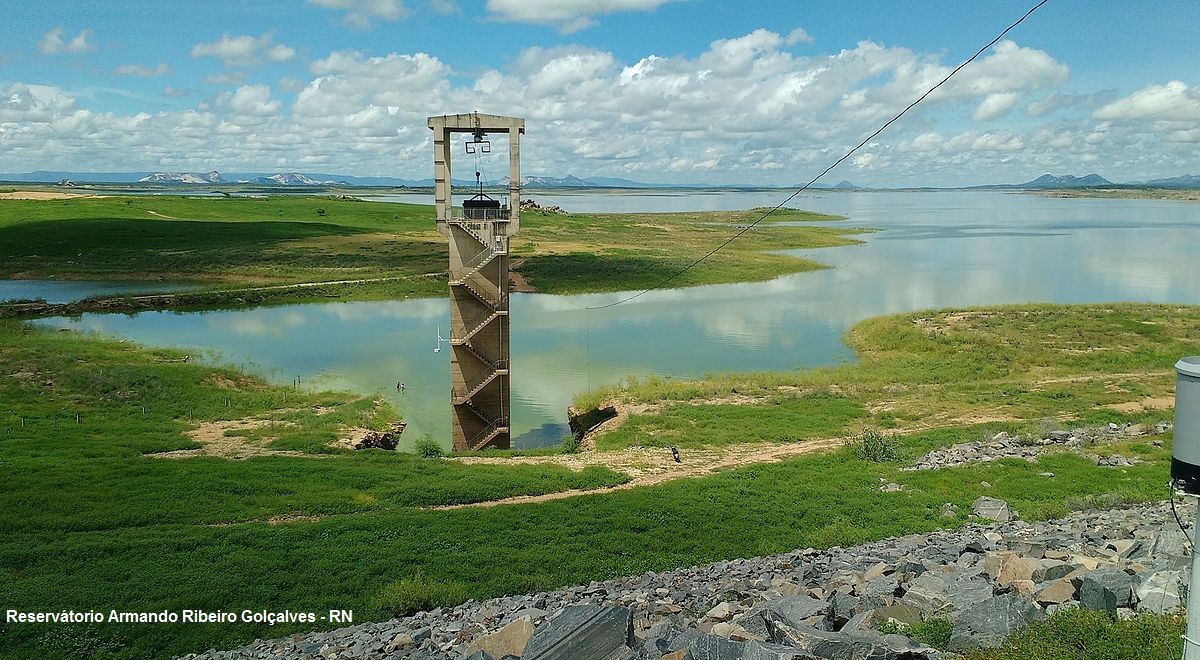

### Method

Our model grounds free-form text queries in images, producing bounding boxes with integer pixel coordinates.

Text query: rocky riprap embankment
[186,499,1194,660]
[903,421,1172,472]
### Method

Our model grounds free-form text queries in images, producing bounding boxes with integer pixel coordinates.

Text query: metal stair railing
[448,220,490,246]
[467,416,509,451]
[450,309,505,344]
[451,359,510,403]
[453,276,505,311]
[456,236,508,276]
[459,342,493,366]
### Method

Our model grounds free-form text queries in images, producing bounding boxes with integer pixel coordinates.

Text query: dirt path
[430,437,846,510]
[155,418,307,460]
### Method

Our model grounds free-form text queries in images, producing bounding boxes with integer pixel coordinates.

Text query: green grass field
[0,304,1193,658]
[0,196,859,311]
[584,304,1197,452]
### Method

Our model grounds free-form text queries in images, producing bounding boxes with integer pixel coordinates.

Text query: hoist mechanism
[427,112,525,451]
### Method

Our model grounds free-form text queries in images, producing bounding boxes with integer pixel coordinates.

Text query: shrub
[374,571,468,617]
[559,434,581,454]
[852,427,898,462]
[413,435,444,459]
[877,618,952,650]
[1065,492,1139,512]
[963,607,1183,659]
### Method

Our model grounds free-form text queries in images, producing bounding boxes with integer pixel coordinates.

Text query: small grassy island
[0,192,1195,658]
[0,194,858,315]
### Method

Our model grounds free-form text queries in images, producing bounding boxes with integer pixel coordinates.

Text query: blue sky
[2,0,1197,185]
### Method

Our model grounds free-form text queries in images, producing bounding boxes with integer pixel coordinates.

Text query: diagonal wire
[585,0,1051,311]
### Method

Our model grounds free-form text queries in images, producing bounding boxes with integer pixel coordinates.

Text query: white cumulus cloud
[785,28,814,45]
[308,0,408,28]
[115,63,171,77]
[3,29,1195,186]
[191,33,296,67]
[1094,81,1200,122]
[486,0,681,32]
[39,28,95,55]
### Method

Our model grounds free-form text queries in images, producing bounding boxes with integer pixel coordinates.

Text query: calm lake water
[29,191,1200,449]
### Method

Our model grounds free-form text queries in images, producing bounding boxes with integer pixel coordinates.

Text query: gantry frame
[427,112,525,451]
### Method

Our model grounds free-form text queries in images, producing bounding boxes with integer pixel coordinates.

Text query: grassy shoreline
[1,303,1194,657]
[0,195,857,316]
[579,303,1196,452]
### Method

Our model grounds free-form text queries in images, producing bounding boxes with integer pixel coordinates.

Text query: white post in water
[1173,356,1200,659]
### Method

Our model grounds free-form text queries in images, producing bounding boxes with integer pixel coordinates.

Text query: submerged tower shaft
[427,112,525,451]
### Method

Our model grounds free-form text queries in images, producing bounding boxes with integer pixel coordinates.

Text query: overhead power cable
[585,0,1051,311]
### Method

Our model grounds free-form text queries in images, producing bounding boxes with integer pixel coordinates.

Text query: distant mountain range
[139,170,226,184]
[1134,174,1200,188]
[1019,173,1113,188]
[977,172,1200,190]
[3,169,1198,190]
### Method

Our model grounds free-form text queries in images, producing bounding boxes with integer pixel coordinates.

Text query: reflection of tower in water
[427,112,525,451]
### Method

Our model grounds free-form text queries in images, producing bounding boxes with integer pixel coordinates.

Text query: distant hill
[1019,173,1113,188]
[832,180,861,190]
[0,171,152,183]
[139,171,226,184]
[497,174,602,188]
[249,172,345,186]
[972,173,1115,190]
[580,176,663,188]
[1138,174,1200,188]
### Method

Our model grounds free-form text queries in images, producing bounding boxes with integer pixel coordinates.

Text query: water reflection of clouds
[321,298,445,323]
[207,309,310,336]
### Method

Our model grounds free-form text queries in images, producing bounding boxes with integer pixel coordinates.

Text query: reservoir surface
[28,191,1200,448]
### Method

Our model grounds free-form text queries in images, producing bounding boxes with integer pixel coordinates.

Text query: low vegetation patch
[877,617,952,650]
[0,196,859,314]
[514,207,861,295]
[414,435,445,458]
[964,606,1183,659]
[586,304,1199,451]
[374,571,470,618]
[850,427,899,462]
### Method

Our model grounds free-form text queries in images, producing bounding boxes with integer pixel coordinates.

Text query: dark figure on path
[670,446,681,463]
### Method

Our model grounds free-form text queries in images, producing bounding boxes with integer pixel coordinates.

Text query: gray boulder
[741,640,823,660]
[770,622,939,660]
[827,591,860,627]
[1151,529,1191,559]
[972,497,1012,523]
[900,572,952,617]
[1134,571,1185,614]
[861,575,900,610]
[732,595,831,639]
[642,620,694,656]
[682,632,746,660]
[949,593,1043,650]
[1078,569,1134,615]
[525,605,634,660]
[944,577,992,611]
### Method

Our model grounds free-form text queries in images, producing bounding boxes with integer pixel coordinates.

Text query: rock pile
[187,499,1194,660]
[350,422,407,451]
[904,422,1171,472]
[520,199,568,214]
